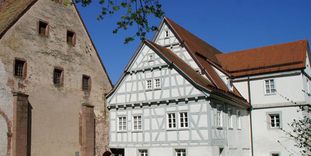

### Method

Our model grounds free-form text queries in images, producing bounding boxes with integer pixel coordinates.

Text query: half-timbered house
[107,17,251,156]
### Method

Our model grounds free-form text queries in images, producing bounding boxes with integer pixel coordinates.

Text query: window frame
[82,75,91,92]
[179,112,189,129]
[237,110,242,130]
[145,79,153,90]
[153,78,162,89]
[214,106,223,128]
[14,58,27,79]
[117,116,127,132]
[228,108,233,129]
[267,112,281,129]
[38,20,49,37]
[175,148,186,156]
[66,30,76,46]
[167,112,177,130]
[264,79,276,95]
[132,115,142,131]
[164,29,169,38]
[138,149,148,156]
[53,67,64,87]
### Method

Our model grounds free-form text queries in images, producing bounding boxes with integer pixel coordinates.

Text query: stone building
[0,0,112,156]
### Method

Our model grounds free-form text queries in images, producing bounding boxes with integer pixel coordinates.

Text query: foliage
[74,0,165,44]
[283,105,311,154]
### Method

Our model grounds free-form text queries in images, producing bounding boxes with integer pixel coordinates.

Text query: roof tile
[217,40,308,77]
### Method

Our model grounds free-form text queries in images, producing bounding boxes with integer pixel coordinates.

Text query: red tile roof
[145,40,249,108]
[216,40,309,77]
[163,17,243,97]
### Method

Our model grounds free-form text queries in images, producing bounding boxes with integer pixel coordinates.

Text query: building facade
[107,17,311,156]
[107,18,251,156]
[0,0,112,156]
[218,40,311,156]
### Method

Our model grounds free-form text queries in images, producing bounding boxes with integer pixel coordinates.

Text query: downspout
[248,77,254,156]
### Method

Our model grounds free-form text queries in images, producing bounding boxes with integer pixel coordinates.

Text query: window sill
[131,130,143,133]
[117,131,127,133]
[166,128,177,131]
[264,93,276,96]
[228,128,234,130]
[268,127,281,130]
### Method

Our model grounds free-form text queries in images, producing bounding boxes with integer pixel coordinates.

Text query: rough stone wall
[0,0,112,156]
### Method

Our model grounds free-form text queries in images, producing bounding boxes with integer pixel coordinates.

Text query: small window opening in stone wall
[67,30,76,46]
[38,21,49,37]
[53,68,64,86]
[14,58,27,78]
[82,75,91,91]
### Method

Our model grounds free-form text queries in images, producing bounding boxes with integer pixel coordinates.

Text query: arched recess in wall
[0,109,12,156]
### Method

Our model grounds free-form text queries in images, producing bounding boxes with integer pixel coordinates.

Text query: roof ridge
[162,17,231,76]
[224,39,308,55]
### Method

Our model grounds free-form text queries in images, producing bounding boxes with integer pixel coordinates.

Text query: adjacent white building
[217,40,311,156]
[107,17,311,156]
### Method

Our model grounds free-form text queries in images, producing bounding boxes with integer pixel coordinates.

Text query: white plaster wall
[252,107,303,156]
[109,99,211,147]
[249,74,305,105]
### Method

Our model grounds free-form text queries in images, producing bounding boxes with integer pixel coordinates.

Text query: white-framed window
[138,149,148,156]
[145,79,152,90]
[228,109,233,129]
[175,149,186,156]
[154,78,161,89]
[118,116,127,131]
[133,115,142,131]
[214,108,223,127]
[265,79,276,94]
[179,112,189,128]
[167,113,177,129]
[268,113,280,128]
[237,110,242,129]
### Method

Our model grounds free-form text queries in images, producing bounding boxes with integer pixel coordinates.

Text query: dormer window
[67,30,76,46]
[38,21,49,37]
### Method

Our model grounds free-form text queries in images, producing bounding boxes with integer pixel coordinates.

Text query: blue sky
[76,0,311,85]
